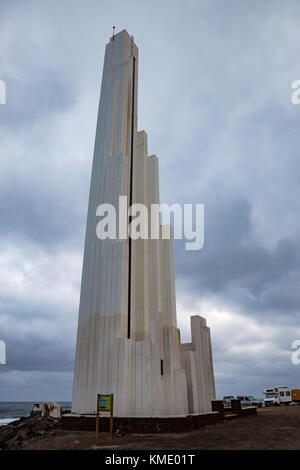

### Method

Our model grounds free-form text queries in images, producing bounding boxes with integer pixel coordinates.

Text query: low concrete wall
[225,405,257,420]
[62,412,222,433]
[62,400,257,434]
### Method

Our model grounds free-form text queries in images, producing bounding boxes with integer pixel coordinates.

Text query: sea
[0,402,72,426]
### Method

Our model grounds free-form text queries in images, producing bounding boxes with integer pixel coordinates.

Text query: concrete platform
[61,411,222,433]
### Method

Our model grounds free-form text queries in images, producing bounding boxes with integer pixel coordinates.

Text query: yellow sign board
[96,393,114,439]
[98,395,112,411]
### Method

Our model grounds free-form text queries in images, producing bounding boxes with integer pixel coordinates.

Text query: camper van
[263,386,292,406]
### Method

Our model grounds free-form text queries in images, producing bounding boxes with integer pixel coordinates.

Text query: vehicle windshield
[265,393,275,398]
[249,396,256,401]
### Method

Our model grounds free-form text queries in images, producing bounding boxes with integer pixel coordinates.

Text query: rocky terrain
[0,402,63,450]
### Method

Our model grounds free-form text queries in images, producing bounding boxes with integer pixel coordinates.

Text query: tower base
[62,411,222,433]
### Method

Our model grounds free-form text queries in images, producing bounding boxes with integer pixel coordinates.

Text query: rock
[115,427,126,437]
[0,426,17,447]
[0,404,62,449]
[30,402,62,420]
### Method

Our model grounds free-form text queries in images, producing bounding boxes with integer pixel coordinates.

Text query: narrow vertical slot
[127,56,135,339]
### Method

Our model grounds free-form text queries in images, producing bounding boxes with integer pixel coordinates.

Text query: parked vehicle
[291,389,300,402]
[236,395,263,407]
[223,395,235,407]
[263,386,292,406]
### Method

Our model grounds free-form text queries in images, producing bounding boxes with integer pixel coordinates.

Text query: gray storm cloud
[0,0,300,400]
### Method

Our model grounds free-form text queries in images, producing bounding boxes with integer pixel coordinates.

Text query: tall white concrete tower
[72,30,215,416]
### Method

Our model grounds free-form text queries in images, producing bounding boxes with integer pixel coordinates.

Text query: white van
[263,386,292,406]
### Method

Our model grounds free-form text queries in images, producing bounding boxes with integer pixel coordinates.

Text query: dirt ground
[22,405,300,450]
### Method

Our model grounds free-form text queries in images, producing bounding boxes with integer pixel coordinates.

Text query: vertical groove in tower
[72,30,215,416]
[127,52,135,339]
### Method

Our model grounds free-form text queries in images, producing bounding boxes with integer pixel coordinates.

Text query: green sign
[98,395,112,411]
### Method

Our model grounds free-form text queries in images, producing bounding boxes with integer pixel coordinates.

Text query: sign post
[96,393,114,439]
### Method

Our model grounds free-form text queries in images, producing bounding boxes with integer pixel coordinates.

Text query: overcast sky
[1,0,300,401]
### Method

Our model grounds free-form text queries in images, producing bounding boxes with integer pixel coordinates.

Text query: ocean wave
[0,418,19,426]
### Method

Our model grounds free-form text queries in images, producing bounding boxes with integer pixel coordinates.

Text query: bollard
[231,399,242,415]
[211,400,225,419]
